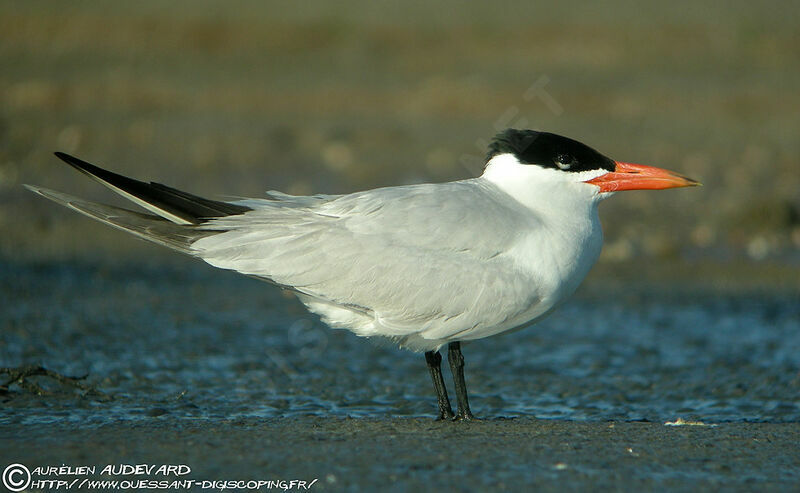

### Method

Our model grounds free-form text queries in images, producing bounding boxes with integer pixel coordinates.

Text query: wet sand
[1,259,799,490]
[2,417,798,491]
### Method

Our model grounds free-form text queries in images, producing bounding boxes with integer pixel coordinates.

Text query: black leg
[424,351,455,420]
[447,342,474,420]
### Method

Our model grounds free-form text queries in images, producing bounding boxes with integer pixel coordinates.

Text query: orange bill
[585,162,700,192]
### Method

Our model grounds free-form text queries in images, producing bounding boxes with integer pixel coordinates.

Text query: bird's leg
[447,342,474,420]
[424,351,455,420]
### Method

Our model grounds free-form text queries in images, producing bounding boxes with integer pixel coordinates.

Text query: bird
[26,128,699,420]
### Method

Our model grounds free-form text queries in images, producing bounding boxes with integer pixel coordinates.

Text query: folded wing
[193,180,543,341]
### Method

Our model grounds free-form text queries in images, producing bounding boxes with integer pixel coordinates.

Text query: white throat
[480,153,609,315]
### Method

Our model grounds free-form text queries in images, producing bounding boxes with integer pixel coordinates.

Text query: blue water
[1,259,799,425]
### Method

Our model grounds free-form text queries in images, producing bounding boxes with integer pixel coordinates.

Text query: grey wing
[237,190,342,208]
[192,179,542,341]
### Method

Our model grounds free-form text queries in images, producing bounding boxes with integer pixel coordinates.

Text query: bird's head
[482,129,699,204]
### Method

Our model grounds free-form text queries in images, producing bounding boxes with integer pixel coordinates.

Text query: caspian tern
[26,128,698,420]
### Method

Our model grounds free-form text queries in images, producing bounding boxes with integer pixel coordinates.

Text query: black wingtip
[54,151,73,162]
[51,151,251,222]
[54,151,94,173]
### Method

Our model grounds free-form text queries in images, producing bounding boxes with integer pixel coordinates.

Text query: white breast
[453,198,603,342]
[451,153,606,340]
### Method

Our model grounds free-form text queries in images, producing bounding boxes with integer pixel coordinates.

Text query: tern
[27,128,698,420]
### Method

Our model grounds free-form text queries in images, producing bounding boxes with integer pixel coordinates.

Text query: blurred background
[1,0,799,285]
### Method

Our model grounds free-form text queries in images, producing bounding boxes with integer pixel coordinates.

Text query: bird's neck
[481,157,605,303]
[481,155,604,225]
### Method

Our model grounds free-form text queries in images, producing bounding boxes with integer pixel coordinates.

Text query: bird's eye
[554,153,576,170]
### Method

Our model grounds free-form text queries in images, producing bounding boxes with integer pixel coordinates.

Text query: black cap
[487,129,615,173]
